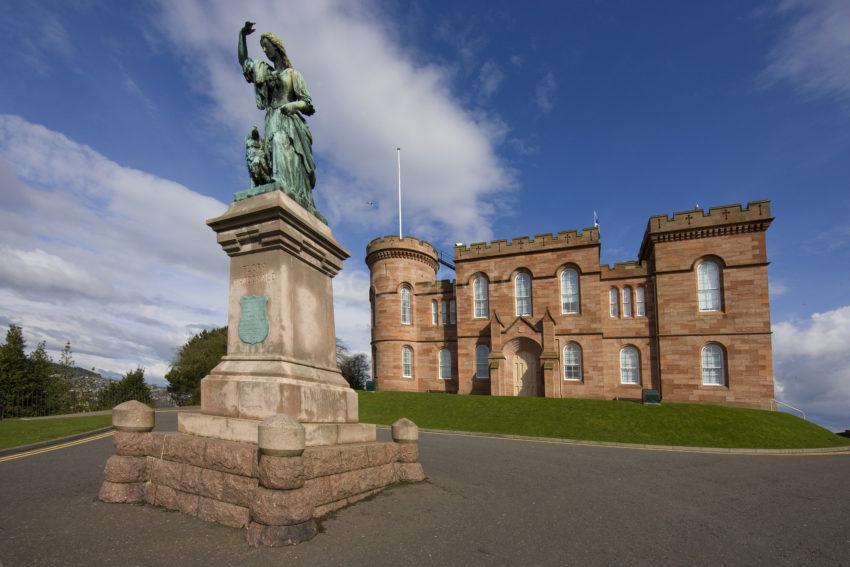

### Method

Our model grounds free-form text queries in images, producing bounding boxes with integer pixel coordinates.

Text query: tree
[26,341,53,416]
[166,327,227,405]
[335,338,370,390]
[98,367,152,408]
[0,324,28,417]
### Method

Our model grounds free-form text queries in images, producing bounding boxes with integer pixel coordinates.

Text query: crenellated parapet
[366,235,440,272]
[600,261,648,280]
[415,279,455,295]
[455,228,599,261]
[639,200,772,259]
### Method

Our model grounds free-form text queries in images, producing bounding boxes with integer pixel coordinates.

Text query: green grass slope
[358,391,850,449]
[0,415,112,450]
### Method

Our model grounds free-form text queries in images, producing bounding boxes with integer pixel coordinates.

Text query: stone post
[392,418,425,482]
[98,401,154,503]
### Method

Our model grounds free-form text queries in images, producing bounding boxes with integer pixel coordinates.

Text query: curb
[0,426,115,458]
[376,426,850,456]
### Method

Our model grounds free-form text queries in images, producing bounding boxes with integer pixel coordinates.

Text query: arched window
[563,342,582,381]
[635,285,646,317]
[475,345,490,379]
[438,348,451,379]
[701,343,725,386]
[401,346,413,378]
[609,287,619,318]
[431,300,438,325]
[560,268,580,314]
[515,272,532,316]
[619,346,640,385]
[697,260,722,311]
[622,286,633,318]
[400,285,412,324]
[473,275,489,318]
[449,299,456,324]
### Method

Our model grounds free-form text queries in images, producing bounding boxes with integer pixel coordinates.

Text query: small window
[701,343,725,386]
[449,299,456,325]
[439,348,451,379]
[431,300,438,325]
[560,268,580,314]
[635,286,646,317]
[563,342,582,381]
[515,272,532,316]
[609,287,619,318]
[440,301,447,325]
[475,345,490,379]
[619,346,640,385]
[473,275,489,318]
[400,286,412,325]
[402,346,413,378]
[623,286,633,318]
[697,260,722,311]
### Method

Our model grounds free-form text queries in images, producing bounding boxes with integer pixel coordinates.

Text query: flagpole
[397,147,403,239]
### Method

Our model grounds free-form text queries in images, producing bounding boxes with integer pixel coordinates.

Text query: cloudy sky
[1,1,849,430]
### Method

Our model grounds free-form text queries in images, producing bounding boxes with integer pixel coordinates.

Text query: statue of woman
[238,21,321,218]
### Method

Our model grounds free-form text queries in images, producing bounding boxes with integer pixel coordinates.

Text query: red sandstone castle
[366,201,774,409]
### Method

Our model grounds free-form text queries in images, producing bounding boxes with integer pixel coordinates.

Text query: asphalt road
[1,412,849,566]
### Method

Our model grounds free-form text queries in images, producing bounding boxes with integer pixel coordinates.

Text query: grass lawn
[358,391,850,449]
[0,415,112,450]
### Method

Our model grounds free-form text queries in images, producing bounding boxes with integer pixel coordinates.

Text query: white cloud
[478,60,505,99]
[763,0,850,105]
[773,305,850,431]
[535,71,557,113]
[769,280,788,298]
[153,0,514,244]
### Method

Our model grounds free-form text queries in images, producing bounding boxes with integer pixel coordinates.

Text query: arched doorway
[502,336,542,397]
[513,349,539,396]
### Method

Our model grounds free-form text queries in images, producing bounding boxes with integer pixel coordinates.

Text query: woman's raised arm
[238,21,255,67]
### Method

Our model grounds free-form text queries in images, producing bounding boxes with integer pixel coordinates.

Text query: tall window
[473,276,489,318]
[449,299,456,324]
[431,300,438,325]
[370,288,376,328]
[635,285,646,317]
[515,272,532,316]
[622,286,633,318]
[402,346,413,378]
[440,301,448,325]
[438,348,451,379]
[620,346,640,385]
[563,342,582,381]
[475,345,490,379]
[697,260,722,311]
[609,287,619,318]
[560,268,580,314]
[400,285,411,324]
[701,343,725,386]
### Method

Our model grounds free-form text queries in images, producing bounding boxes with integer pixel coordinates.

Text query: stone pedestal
[98,190,425,547]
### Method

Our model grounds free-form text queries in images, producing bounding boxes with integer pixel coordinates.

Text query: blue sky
[0,1,848,430]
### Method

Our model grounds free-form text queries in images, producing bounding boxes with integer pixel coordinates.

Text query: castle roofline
[454,227,599,262]
[638,200,773,261]
[365,235,440,272]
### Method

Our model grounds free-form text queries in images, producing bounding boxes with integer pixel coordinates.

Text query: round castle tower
[365,236,439,391]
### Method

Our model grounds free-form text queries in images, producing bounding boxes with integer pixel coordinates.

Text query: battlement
[365,235,440,271]
[639,200,772,259]
[414,279,455,295]
[455,227,599,261]
[601,261,648,280]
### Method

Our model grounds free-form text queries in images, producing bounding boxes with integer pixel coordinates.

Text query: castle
[366,201,774,408]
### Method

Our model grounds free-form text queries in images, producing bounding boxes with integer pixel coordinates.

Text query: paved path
[1,412,849,566]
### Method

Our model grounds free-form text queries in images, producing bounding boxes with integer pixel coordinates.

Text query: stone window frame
[696,258,724,312]
[559,265,581,315]
[401,345,413,378]
[635,285,646,317]
[514,270,533,317]
[438,348,452,379]
[563,341,583,381]
[400,284,412,325]
[609,287,619,318]
[473,274,490,319]
[475,344,490,380]
[619,345,640,385]
[701,342,727,387]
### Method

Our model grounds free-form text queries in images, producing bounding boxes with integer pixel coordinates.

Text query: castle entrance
[513,350,539,397]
